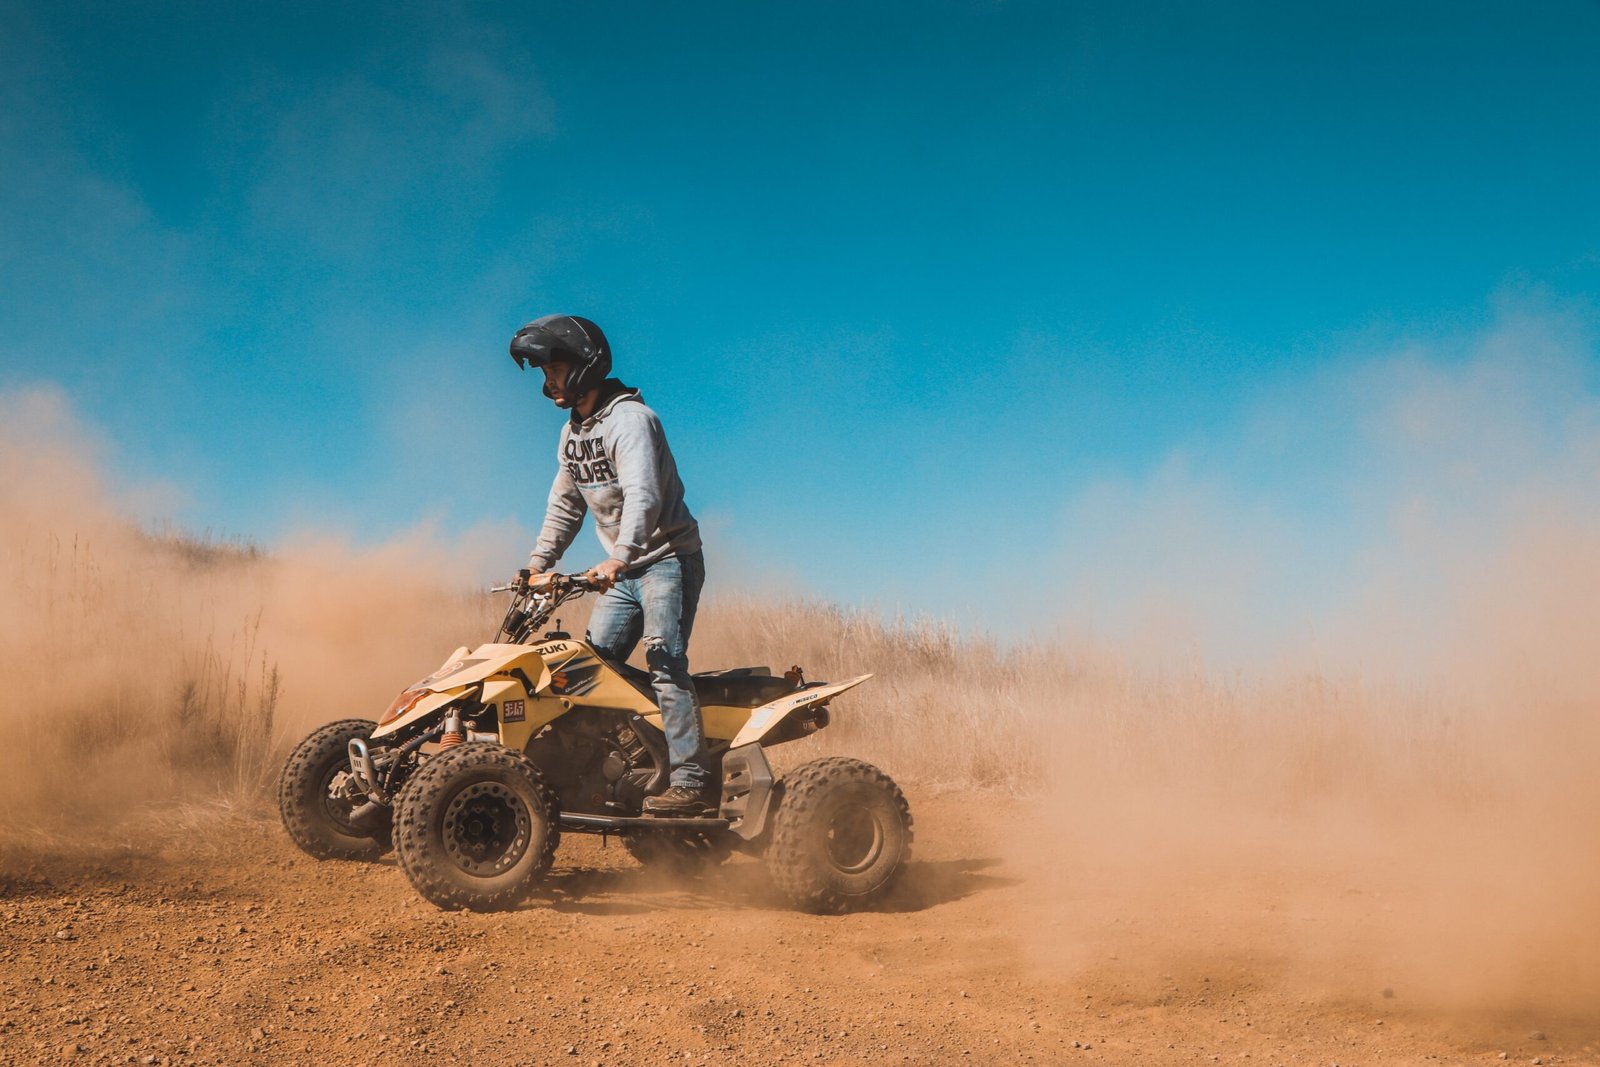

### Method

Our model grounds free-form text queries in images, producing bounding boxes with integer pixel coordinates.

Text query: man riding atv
[509,314,714,816]
[278,319,913,910]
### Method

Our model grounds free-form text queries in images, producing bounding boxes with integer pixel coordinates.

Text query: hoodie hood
[572,378,640,429]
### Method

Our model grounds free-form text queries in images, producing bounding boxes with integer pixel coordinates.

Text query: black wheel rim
[319,765,362,834]
[825,803,885,875]
[443,781,532,876]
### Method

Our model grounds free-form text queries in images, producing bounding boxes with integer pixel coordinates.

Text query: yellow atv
[277,572,912,913]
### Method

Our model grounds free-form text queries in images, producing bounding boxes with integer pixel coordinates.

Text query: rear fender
[729,674,871,748]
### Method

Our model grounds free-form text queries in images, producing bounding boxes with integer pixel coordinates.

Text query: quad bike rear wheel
[765,757,912,913]
[394,743,560,912]
[278,718,392,860]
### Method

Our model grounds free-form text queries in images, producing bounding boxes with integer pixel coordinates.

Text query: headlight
[379,688,427,726]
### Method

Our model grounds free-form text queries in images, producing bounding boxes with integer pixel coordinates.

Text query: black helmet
[509,315,611,398]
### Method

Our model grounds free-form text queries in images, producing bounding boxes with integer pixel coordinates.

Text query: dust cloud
[0,386,503,842]
[3,306,1599,1018]
[1009,309,1600,1015]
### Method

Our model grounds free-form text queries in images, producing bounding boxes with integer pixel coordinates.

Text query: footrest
[559,813,730,832]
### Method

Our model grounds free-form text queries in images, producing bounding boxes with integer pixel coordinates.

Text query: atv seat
[691,667,796,708]
[600,659,797,709]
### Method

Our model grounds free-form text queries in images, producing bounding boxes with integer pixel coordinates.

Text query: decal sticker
[502,699,526,723]
[551,662,602,696]
[563,436,618,485]
[532,642,571,656]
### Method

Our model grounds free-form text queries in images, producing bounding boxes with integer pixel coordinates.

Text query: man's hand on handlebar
[586,558,626,590]
[505,570,554,593]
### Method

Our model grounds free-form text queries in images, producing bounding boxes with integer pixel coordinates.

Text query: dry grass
[694,599,1055,787]
[0,520,1516,842]
[698,597,1514,818]
[0,518,489,844]
[0,528,281,835]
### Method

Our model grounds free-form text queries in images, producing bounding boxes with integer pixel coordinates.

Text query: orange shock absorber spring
[439,709,464,749]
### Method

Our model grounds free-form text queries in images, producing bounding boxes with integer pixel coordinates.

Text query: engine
[524,711,662,815]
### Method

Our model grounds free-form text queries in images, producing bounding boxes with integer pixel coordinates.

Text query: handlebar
[488,572,607,595]
[490,571,607,643]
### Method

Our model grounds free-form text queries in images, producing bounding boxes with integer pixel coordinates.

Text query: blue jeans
[585,551,711,789]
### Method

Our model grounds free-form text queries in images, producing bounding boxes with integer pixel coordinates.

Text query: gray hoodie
[527,381,701,573]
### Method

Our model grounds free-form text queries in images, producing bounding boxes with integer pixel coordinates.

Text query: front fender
[370,688,462,740]
[369,662,553,741]
[369,644,554,742]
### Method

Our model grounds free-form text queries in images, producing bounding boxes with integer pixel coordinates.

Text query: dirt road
[2,794,1595,1066]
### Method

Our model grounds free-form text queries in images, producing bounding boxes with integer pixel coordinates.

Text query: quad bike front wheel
[765,757,913,913]
[394,743,560,912]
[278,718,392,860]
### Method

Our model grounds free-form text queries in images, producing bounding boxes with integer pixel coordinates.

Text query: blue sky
[3,1,1598,643]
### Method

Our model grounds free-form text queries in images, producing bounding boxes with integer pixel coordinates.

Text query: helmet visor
[509,325,566,370]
